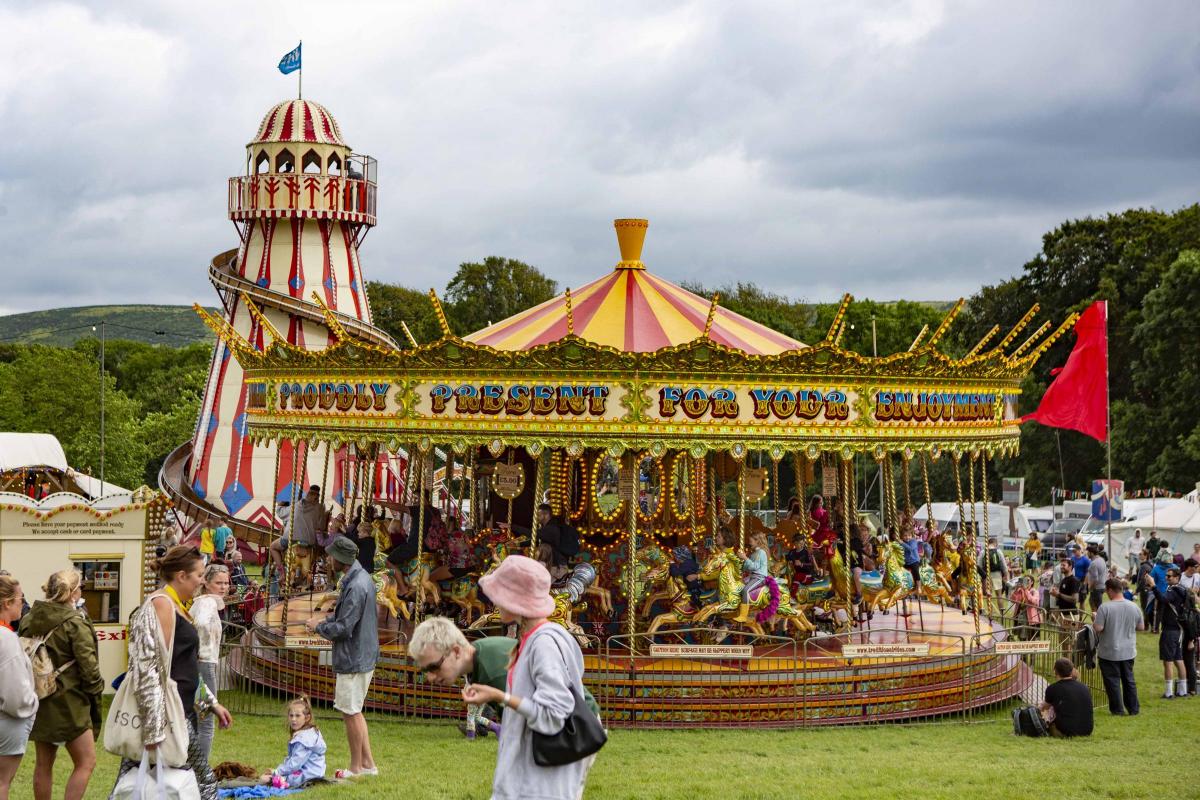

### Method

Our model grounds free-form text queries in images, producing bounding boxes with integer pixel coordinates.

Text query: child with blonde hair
[260,696,326,788]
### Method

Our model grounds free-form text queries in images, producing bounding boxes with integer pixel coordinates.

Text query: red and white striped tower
[187,99,395,527]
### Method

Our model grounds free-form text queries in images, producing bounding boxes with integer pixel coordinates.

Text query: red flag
[1022,300,1108,442]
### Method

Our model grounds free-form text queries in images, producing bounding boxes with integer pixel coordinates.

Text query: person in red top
[808,495,837,576]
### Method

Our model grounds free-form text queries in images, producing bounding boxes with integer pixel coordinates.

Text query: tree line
[1,205,1195,505]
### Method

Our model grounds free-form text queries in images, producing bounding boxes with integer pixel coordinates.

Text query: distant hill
[0,305,218,347]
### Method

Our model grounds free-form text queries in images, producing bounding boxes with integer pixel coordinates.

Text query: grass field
[14,631,1190,799]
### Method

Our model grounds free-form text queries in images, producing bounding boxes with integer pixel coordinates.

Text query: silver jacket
[126,596,214,746]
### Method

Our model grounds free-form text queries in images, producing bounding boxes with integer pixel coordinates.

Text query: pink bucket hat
[478,554,556,619]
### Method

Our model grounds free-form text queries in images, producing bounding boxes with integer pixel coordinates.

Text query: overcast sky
[1,1,1198,316]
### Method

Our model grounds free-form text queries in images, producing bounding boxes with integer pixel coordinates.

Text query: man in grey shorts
[1093,577,1144,715]
[307,535,379,778]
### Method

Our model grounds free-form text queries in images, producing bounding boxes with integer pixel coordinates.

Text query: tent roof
[463,220,806,355]
[0,433,68,473]
[1110,498,1200,534]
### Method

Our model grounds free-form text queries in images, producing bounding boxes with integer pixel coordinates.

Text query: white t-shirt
[1124,537,1143,559]
[1179,572,1200,594]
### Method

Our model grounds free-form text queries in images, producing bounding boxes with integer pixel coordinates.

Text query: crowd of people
[1,481,1198,796]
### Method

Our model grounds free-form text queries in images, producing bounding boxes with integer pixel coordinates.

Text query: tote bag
[104,597,190,767]
[110,750,200,800]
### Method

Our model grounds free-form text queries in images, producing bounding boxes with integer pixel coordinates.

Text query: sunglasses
[420,653,447,674]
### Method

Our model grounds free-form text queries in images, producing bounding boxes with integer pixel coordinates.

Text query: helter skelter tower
[182,99,397,530]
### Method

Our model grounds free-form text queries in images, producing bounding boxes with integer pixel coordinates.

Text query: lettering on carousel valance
[414,382,627,422]
[250,378,1017,431]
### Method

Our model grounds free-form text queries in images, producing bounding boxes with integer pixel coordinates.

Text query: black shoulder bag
[530,632,607,767]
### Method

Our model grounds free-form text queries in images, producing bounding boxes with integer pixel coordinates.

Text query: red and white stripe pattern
[252,99,345,146]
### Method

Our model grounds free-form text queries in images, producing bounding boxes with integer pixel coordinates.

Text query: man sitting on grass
[1039,657,1093,738]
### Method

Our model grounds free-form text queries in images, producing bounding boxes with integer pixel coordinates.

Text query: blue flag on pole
[278,43,302,75]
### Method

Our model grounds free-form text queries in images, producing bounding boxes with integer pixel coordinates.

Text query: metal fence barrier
[212,612,1103,727]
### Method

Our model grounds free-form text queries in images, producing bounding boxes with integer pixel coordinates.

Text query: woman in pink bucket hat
[464,554,599,799]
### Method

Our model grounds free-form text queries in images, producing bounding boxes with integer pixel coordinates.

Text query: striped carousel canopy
[463,220,807,355]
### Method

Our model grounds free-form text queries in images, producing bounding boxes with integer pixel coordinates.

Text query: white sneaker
[358,767,379,777]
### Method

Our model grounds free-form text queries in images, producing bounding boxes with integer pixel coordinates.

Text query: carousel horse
[628,544,672,616]
[693,547,814,638]
[929,531,956,589]
[918,561,954,605]
[789,549,880,632]
[442,574,486,624]
[312,569,412,622]
[645,564,719,635]
[870,539,914,613]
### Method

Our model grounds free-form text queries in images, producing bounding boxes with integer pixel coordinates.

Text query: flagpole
[298,40,303,99]
[1105,300,1112,560]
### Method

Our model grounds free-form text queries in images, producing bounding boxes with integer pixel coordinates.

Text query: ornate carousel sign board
[995,640,1052,655]
[649,644,754,658]
[842,643,932,657]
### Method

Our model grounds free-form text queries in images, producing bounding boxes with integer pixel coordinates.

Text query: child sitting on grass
[260,696,327,788]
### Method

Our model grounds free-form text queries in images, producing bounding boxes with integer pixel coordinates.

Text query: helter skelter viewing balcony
[227,155,377,226]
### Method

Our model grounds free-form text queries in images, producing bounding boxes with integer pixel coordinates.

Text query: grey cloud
[1,0,1198,316]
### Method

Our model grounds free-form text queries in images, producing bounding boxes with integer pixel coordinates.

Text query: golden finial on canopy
[564,287,575,335]
[614,218,648,270]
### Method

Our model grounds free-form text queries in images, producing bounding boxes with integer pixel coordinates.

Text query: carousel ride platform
[228,595,1035,727]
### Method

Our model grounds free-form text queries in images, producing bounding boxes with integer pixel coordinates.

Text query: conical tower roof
[463,220,806,354]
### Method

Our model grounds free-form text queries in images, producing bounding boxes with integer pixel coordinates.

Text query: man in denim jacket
[307,535,380,778]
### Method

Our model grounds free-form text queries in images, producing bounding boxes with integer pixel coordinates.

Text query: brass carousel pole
[980,451,994,625]
[707,454,718,546]
[625,451,637,639]
[737,456,747,550]
[269,444,282,536]
[687,455,698,543]
[468,449,478,530]
[319,441,331,505]
[968,452,981,635]
[531,450,544,553]
[840,455,854,621]
[505,449,515,530]
[454,451,468,528]
[280,440,302,633]
[793,453,809,535]
[415,449,428,620]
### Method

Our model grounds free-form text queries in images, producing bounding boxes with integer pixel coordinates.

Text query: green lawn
[15,631,1188,799]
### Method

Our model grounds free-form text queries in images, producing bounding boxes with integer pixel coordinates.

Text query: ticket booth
[0,488,168,690]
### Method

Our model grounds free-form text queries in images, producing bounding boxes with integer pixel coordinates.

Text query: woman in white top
[0,574,38,800]
[191,564,231,765]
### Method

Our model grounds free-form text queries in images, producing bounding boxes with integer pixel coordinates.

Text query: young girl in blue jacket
[261,697,327,788]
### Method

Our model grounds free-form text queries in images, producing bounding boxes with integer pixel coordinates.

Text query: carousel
[199,217,1076,727]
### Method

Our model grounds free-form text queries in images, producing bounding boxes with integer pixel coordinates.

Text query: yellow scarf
[164,584,193,618]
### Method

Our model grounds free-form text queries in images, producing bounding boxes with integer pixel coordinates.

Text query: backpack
[1012,705,1049,737]
[1169,587,1200,640]
[1073,625,1097,670]
[20,618,76,699]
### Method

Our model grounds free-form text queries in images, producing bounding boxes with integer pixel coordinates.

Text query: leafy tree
[443,257,558,335]
[1127,249,1200,487]
[681,282,818,343]
[957,205,1200,500]
[366,282,443,346]
[0,346,147,489]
